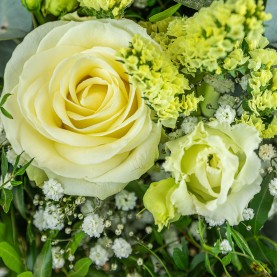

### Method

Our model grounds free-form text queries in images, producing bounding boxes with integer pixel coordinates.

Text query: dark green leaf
[222,253,232,266]
[0,241,24,273]
[0,189,13,213]
[13,184,26,218]
[181,237,189,268]
[17,272,33,277]
[0,93,12,107]
[189,252,206,271]
[67,231,86,255]
[149,3,181,22]
[153,228,163,245]
[11,180,22,186]
[173,248,187,271]
[69,258,92,277]
[1,148,8,180]
[230,229,254,258]
[12,152,25,174]
[14,158,34,176]
[33,240,52,277]
[249,175,274,235]
[0,107,13,119]
[231,253,242,271]
[205,254,217,277]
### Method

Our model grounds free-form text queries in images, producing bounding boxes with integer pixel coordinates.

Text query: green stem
[129,256,155,277]
[136,240,172,277]
[33,10,46,26]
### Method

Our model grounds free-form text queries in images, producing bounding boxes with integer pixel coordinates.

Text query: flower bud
[21,0,41,11]
[42,0,79,17]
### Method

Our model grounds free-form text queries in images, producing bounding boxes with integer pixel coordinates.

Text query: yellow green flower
[143,178,180,231]
[42,0,78,16]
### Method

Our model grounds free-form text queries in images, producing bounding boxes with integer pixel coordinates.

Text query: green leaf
[230,229,254,258]
[69,258,92,277]
[181,237,189,268]
[0,93,12,107]
[0,241,24,273]
[173,0,214,10]
[173,248,187,271]
[0,189,13,213]
[189,252,206,271]
[33,241,52,277]
[17,272,33,277]
[231,253,242,271]
[249,175,274,235]
[1,148,8,180]
[149,3,182,22]
[0,107,13,119]
[222,253,232,266]
[13,184,26,218]
[205,254,217,277]
[67,231,86,255]
[14,158,34,176]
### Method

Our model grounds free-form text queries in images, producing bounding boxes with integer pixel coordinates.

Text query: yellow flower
[1,19,161,200]
[163,121,262,225]
[143,178,180,231]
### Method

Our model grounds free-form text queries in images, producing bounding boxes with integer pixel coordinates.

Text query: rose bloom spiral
[1,19,161,199]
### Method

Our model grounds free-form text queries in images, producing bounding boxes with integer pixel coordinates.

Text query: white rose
[1,19,161,199]
[164,121,262,225]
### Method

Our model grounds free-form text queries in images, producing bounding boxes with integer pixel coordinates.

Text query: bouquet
[0,0,276,276]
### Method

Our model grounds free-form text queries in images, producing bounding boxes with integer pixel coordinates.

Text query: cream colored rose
[164,121,262,225]
[1,19,161,199]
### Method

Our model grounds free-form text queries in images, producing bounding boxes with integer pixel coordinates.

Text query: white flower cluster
[89,244,109,266]
[219,239,232,254]
[52,247,65,269]
[214,105,236,124]
[242,208,255,221]
[82,214,104,238]
[42,179,64,201]
[33,203,64,231]
[269,178,277,197]
[115,190,137,211]
[0,173,13,190]
[112,238,132,258]
[259,144,276,161]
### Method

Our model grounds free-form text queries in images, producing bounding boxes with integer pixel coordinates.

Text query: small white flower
[189,221,201,241]
[259,144,276,161]
[115,190,137,211]
[68,254,75,262]
[33,209,46,231]
[218,95,235,107]
[133,0,147,8]
[42,179,64,201]
[239,75,249,91]
[214,105,236,124]
[205,217,225,227]
[181,116,198,135]
[44,203,64,230]
[0,173,13,190]
[137,258,143,266]
[168,129,183,140]
[112,238,132,259]
[269,178,277,197]
[52,247,65,269]
[82,214,104,238]
[242,208,254,221]
[219,239,232,254]
[6,147,25,166]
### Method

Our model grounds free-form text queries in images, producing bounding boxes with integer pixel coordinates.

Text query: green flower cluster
[78,0,132,18]
[146,0,271,76]
[119,35,203,128]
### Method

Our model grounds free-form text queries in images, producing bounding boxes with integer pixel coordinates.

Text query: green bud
[197,83,220,117]
[42,0,79,17]
[21,0,41,11]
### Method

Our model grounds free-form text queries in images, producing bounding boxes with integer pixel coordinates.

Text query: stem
[136,240,172,277]
[33,10,46,26]
[129,256,155,277]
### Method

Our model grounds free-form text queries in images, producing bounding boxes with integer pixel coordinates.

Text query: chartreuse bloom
[144,0,270,76]
[143,178,180,231]
[148,121,262,227]
[119,34,203,127]
[237,113,277,139]
[21,0,41,11]
[78,0,132,18]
